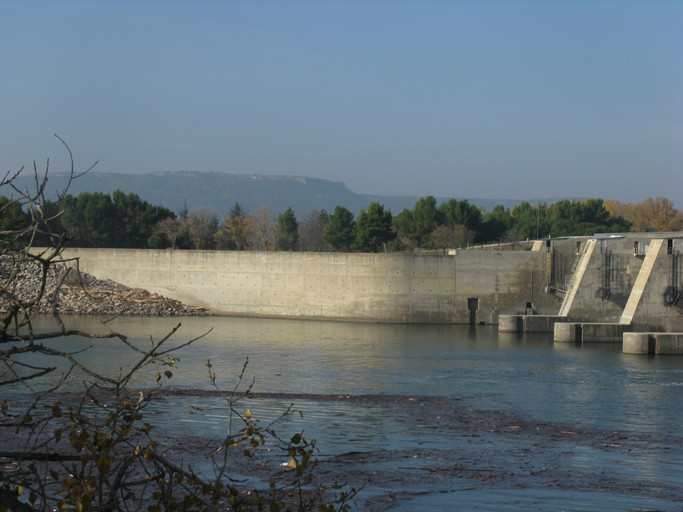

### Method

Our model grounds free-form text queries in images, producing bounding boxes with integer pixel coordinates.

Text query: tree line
[2,190,681,252]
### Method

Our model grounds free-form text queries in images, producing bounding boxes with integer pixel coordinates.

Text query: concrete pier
[624,333,683,354]
[498,315,523,332]
[499,315,569,333]
[555,322,632,343]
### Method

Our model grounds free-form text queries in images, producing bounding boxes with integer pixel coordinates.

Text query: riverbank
[1,260,210,317]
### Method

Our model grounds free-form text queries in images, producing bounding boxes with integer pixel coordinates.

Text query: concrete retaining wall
[59,248,556,323]
[55,234,683,329]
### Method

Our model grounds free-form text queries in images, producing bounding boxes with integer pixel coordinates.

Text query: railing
[456,240,535,252]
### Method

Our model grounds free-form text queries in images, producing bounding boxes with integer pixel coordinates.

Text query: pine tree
[323,206,356,251]
[275,207,299,251]
[352,202,395,253]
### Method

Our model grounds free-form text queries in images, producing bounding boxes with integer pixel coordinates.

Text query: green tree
[509,202,549,240]
[412,196,443,238]
[394,196,443,248]
[59,190,174,248]
[178,200,189,220]
[148,234,164,248]
[60,192,118,247]
[480,205,514,242]
[0,195,30,236]
[323,206,356,252]
[111,190,175,248]
[392,208,415,247]
[438,199,482,235]
[352,202,395,252]
[276,207,299,251]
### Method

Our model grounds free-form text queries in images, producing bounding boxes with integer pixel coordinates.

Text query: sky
[1,1,682,206]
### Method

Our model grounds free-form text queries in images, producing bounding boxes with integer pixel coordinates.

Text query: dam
[60,232,683,332]
[61,245,554,324]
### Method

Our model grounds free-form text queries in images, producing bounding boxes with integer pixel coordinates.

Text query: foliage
[392,197,482,249]
[323,207,356,252]
[154,217,188,250]
[393,196,443,249]
[297,210,330,252]
[247,207,275,251]
[0,146,361,512]
[352,202,395,253]
[7,156,679,255]
[508,202,547,240]
[178,201,189,220]
[480,205,514,243]
[275,207,299,251]
[59,190,175,249]
[427,225,474,253]
[148,234,164,249]
[392,195,639,249]
[391,209,415,248]
[506,199,631,241]
[0,195,30,235]
[187,208,219,250]
[437,199,482,235]
[215,203,251,251]
[605,197,683,232]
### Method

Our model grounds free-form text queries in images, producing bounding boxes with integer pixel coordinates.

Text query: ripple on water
[13,315,683,510]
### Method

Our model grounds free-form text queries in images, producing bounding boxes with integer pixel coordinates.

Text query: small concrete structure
[624,333,683,354]
[555,322,632,343]
[498,315,523,332]
[499,314,569,333]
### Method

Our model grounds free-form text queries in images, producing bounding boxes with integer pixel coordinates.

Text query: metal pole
[536,204,540,239]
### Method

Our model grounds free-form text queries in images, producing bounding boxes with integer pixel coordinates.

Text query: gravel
[1,257,211,317]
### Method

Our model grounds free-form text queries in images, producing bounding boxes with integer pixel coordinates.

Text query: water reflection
[14,314,683,438]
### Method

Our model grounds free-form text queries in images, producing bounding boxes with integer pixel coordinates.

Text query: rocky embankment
[1,260,210,317]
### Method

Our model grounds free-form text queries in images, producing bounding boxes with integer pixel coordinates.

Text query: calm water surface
[23,314,683,436]
[14,314,683,511]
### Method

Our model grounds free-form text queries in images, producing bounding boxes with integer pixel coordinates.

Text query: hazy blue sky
[2,1,681,206]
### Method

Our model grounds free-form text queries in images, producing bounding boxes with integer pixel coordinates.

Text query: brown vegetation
[604,197,683,232]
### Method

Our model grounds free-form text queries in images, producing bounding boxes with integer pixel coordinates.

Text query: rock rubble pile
[1,259,210,317]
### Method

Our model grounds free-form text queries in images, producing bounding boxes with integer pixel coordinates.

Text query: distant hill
[6,171,570,217]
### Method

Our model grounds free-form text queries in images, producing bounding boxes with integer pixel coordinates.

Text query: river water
[10,315,683,511]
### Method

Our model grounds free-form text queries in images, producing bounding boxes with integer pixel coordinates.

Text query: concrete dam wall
[500,233,683,335]
[60,248,559,324]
